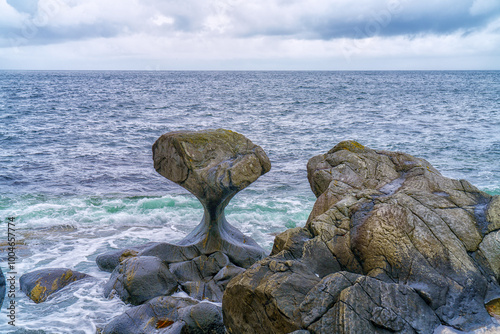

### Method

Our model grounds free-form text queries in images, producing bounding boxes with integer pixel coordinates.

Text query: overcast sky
[0,0,499,70]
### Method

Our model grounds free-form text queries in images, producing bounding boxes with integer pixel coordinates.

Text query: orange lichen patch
[51,278,60,291]
[119,250,138,262]
[156,319,175,329]
[30,281,48,303]
[63,269,73,281]
[486,298,500,320]
[126,262,138,282]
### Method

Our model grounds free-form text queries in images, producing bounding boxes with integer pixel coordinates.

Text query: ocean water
[0,70,499,333]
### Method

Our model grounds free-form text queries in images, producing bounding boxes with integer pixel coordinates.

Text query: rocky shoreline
[17,129,500,333]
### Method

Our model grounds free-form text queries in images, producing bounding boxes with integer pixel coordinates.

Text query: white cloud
[0,0,28,28]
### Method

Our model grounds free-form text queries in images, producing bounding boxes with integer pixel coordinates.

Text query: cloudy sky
[0,0,499,70]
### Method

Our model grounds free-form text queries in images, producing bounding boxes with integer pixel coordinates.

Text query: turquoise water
[0,70,499,333]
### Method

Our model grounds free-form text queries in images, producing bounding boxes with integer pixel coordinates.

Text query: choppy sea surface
[0,70,499,333]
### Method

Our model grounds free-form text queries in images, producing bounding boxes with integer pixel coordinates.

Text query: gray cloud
[229,0,500,40]
[0,0,499,49]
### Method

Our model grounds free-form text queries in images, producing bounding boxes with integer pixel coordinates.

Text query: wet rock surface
[20,268,91,303]
[223,140,500,333]
[104,256,179,305]
[101,296,224,334]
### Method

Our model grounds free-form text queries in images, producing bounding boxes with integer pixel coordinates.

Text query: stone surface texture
[104,256,179,305]
[20,268,91,303]
[101,296,224,334]
[223,140,500,333]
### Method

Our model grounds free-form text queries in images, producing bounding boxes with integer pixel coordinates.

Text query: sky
[0,0,499,70]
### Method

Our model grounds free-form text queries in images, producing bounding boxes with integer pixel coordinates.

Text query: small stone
[20,268,90,303]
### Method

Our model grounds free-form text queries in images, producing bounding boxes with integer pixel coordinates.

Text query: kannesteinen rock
[98,129,270,332]
[151,128,271,267]
[223,140,500,333]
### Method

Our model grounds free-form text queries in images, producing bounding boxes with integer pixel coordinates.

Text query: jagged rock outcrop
[20,268,91,303]
[223,140,500,333]
[101,296,224,334]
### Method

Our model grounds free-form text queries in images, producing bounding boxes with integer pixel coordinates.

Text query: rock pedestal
[98,129,271,331]
[223,141,500,333]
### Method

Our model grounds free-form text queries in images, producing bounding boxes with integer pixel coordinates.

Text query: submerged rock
[20,268,91,303]
[223,141,500,333]
[101,296,224,334]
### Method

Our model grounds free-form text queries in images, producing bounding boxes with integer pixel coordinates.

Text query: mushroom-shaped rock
[152,129,271,267]
[20,268,91,303]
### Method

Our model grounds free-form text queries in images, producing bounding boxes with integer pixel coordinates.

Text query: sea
[0,70,499,333]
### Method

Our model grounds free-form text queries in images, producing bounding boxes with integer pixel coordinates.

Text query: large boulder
[301,272,440,333]
[20,268,91,303]
[223,256,321,333]
[104,256,179,305]
[223,141,500,333]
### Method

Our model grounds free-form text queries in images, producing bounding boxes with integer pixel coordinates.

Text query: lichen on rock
[20,268,91,303]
